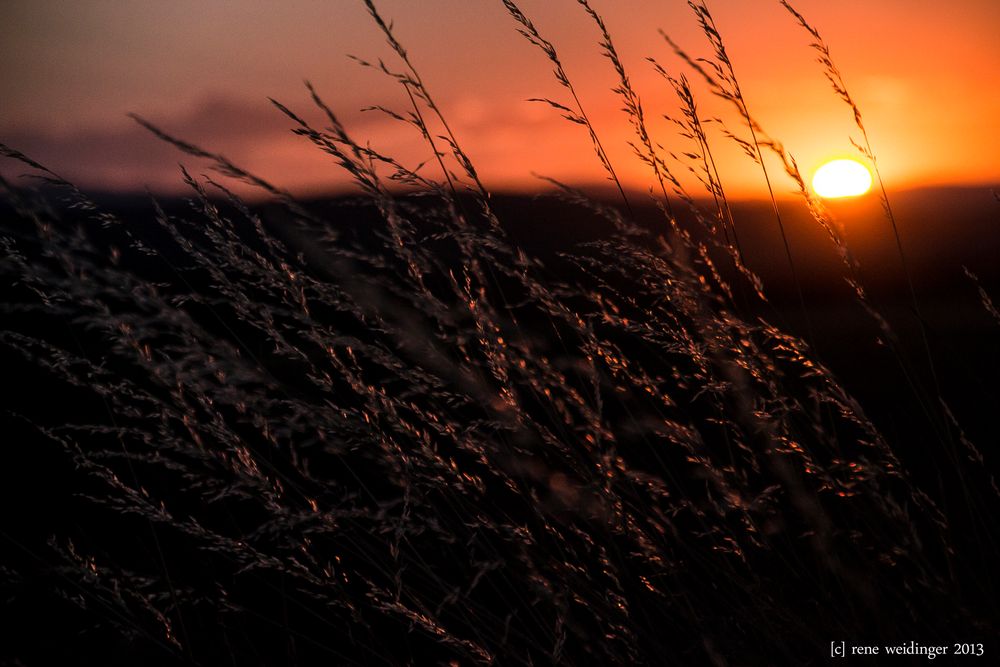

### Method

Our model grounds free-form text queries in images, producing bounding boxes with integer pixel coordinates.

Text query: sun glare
[812,159,873,198]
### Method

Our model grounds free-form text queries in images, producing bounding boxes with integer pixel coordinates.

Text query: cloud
[0,94,339,193]
[0,90,603,196]
[0,86,729,197]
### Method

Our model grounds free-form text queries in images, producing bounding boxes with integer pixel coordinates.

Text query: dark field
[1,182,998,665]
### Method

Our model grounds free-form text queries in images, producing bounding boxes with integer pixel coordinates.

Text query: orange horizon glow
[1,1,998,199]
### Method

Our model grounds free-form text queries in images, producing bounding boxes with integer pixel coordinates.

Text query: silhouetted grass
[1,1,997,665]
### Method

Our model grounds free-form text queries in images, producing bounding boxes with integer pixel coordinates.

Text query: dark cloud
[0,94,367,193]
[0,91,592,196]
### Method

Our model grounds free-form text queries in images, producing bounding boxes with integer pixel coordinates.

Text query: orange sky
[2,0,998,198]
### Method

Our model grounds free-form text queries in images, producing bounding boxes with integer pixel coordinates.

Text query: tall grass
[1,1,997,664]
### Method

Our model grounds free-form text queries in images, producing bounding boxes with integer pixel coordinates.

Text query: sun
[812,159,873,198]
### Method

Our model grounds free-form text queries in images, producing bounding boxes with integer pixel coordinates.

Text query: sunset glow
[812,159,873,198]
[4,2,1000,664]
[1,1,998,197]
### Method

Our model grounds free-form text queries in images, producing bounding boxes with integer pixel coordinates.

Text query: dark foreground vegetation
[2,1,998,664]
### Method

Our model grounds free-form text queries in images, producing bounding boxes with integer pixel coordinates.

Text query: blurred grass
[1,1,998,665]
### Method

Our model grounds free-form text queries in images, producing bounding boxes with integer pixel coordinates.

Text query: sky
[2,0,998,198]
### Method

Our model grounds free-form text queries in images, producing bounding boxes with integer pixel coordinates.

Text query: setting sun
[812,159,873,198]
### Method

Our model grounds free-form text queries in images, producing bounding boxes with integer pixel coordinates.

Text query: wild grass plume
[1,1,997,665]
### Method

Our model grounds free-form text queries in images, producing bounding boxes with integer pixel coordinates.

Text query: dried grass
[1,1,996,664]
